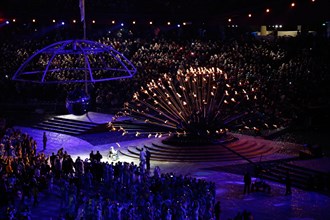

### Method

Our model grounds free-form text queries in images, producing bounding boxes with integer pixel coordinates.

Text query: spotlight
[73,20,76,23]
[32,19,36,23]
[5,21,9,24]
[149,21,153,25]
[177,24,181,28]
[92,20,96,24]
[266,8,270,13]
[183,22,186,26]
[279,25,282,28]
[52,19,56,23]
[132,21,136,24]
[112,20,115,24]
[248,14,252,18]
[120,23,124,26]
[167,21,171,25]
[61,21,65,25]
[12,19,16,22]
[228,18,232,22]
[291,2,295,7]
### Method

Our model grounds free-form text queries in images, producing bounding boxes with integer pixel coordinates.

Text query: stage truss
[12,39,137,83]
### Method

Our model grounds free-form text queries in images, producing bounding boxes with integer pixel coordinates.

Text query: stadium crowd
[1,24,329,130]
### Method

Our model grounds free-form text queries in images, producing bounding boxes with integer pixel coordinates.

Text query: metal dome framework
[12,39,137,83]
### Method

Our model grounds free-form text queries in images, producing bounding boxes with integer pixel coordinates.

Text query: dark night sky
[1,0,329,24]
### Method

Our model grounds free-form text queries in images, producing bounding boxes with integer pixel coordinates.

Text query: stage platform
[13,112,330,220]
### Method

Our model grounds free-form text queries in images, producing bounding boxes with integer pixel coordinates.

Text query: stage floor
[14,112,330,220]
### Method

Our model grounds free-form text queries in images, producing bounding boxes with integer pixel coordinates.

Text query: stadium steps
[32,116,104,135]
[119,139,277,162]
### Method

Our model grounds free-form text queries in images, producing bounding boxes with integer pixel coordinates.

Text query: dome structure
[12,39,137,83]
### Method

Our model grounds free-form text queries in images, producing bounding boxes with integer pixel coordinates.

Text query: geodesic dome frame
[12,39,137,83]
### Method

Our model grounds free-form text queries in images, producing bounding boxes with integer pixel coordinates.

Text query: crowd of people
[0,126,219,219]
[2,24,329,132]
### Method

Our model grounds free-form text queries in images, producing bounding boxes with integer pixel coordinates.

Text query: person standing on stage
[244,172,251,194]
[43,132,47,151]
[146,149,151,171]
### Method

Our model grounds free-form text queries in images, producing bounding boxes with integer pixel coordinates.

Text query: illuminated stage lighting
[32,19,36,22]
[5,21,9,24]
[92,20,95,24]
[248,14,252,18]
[112,20,115,24]
[73,20,76,23]
[167,21,171,25]
[132,21,136,24]
[228,18,232,22]
[52,19,56,23]
[266,8,270,13]
[12,19,16,22]
[291,2,296,7]
[149,21,153,25]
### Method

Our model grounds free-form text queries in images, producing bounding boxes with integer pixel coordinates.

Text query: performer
[108,146,118,161]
